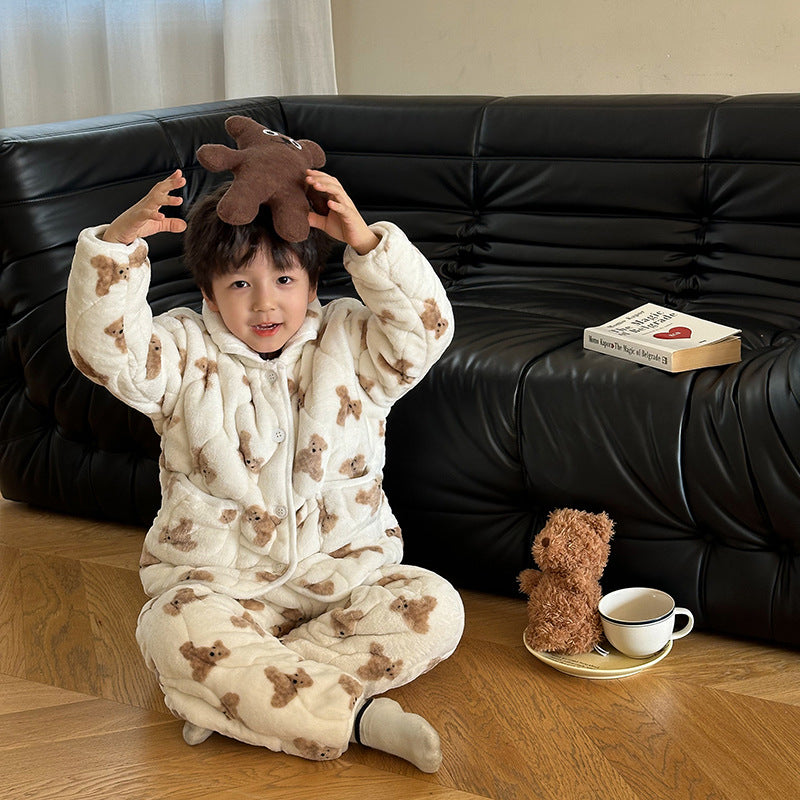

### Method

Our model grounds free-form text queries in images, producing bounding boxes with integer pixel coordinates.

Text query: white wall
[332,0,800,95]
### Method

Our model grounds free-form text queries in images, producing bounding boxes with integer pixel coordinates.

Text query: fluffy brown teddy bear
[519,508,614,654]
[196,115,329,240]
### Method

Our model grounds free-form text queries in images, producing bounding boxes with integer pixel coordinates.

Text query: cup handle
[671,607,694,640]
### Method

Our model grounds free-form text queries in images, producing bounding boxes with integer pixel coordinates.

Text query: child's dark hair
[184,182,332,298]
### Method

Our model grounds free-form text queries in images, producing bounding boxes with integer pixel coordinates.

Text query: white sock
[350,697,442,773]
[182,721,213,746]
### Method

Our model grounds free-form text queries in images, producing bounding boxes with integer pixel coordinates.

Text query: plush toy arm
[298,139,326,170]
[214,165,265,227]
[518,568,542,596]
[196,143,244,173]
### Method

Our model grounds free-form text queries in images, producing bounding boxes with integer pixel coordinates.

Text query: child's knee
[376,566,464,635]
[136,584,258,667]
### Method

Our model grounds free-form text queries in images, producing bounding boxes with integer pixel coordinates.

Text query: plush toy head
[196,115,329,241]
[531,508,614,580]
[519,508,614,654]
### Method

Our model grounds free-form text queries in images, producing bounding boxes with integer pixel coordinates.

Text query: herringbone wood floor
[2,495,800,799]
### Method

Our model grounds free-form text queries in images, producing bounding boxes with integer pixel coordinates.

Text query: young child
[65,167,463,772]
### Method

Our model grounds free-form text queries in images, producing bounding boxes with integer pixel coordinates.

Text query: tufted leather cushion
[2,94,799,646]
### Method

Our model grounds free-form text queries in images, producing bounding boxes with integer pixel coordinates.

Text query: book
[583,303,741,373]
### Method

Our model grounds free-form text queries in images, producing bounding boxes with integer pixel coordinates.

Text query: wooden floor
[2,496,800,799]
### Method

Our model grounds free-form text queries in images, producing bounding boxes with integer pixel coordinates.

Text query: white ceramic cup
[598,587,694,659]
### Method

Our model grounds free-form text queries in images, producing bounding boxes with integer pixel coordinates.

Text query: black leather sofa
[2,94,799,647]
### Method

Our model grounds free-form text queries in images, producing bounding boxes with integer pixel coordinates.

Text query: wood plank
[675,633,800,705]
[85,549,143,571]
[639,678,800,800]
[0,544,25,677]
[382,637,639,800]
[0,498,143,561]
[81,559,163,712]
[3,715,181,800]
[20,551,100,695]
[544,669,728,800]
[0,674,92,717]
[211,761,489,800]
[461,590,528,647]
[0,697,170,752]
[202,752,490,800]
[1,715,480,800]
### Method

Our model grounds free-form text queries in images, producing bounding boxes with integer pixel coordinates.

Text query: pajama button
[275,505,288,518]
[273,429,286,443]
[267,371,278,383]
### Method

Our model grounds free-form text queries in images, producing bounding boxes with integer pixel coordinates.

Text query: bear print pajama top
[66,220,465,760]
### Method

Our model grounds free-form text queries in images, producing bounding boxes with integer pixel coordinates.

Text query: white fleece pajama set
[66,220,464,762]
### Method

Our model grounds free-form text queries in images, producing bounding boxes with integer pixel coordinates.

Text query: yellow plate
[523,632,672,679]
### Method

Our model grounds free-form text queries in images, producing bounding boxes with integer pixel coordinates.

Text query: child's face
[203,247,317,356]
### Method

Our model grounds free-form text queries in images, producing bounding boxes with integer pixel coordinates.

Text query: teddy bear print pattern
[66,221,454,603]
[68,219,462,760]
[136,565,464,760]
[90,244,147,295]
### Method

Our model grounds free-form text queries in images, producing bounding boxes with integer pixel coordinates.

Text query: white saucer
[523,632,672,679]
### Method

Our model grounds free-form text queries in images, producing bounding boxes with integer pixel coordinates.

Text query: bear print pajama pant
[136,564,464,760]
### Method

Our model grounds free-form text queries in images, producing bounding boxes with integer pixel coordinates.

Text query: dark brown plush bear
[519,508,614,655]
[196,115,328,240]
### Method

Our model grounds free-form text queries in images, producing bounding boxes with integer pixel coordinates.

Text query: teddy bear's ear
[591,511,615,543]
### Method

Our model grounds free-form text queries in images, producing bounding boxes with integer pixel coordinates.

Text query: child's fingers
[306,170,346,196]
[165,218,188,234]
[162,168,185,188]
[159,193,184,207]
[305,172,361,220]
[152,171,184,192]
[326,199,349,216]
[149,170,186,203]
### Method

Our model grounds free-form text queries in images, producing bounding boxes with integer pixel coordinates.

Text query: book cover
[583,303,741,372]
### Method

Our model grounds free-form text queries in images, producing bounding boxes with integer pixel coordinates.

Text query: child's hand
[306,170,380,255]
[102,169,188,244]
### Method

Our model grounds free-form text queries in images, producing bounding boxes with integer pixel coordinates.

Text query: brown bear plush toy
[196,115,329,241]
[519,508,614,655]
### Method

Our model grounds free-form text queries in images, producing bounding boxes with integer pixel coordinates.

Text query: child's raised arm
[103,169,188,245]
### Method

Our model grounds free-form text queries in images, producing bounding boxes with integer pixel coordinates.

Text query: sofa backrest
[286,94,800,334]
[3,93,800,520]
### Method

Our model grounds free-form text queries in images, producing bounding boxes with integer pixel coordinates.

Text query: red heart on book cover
[654,326,692,340]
